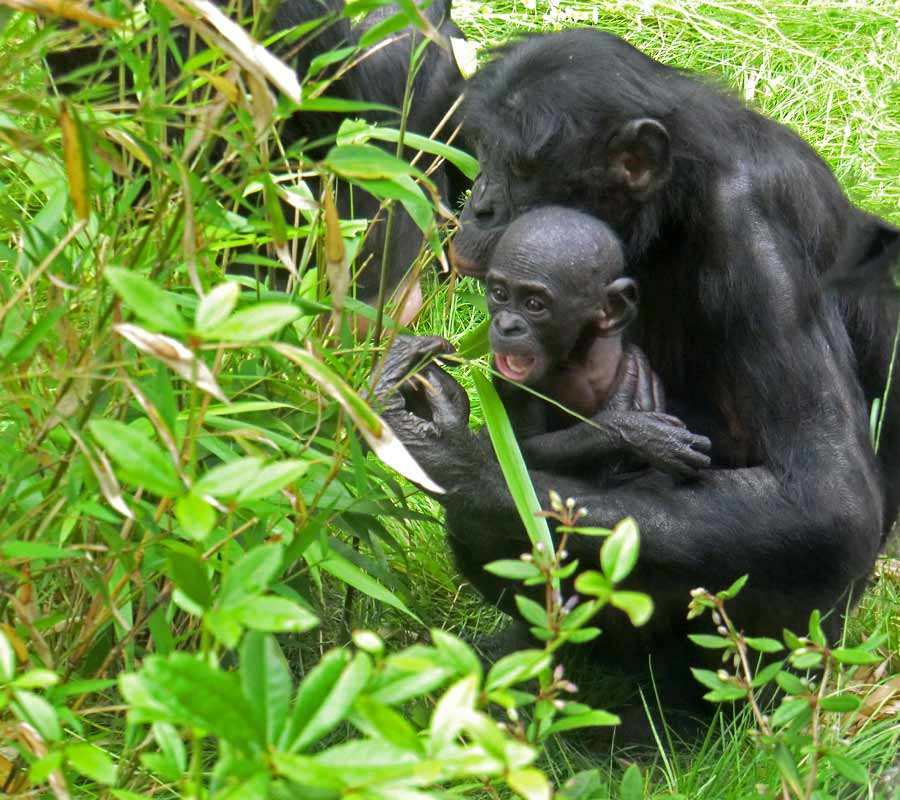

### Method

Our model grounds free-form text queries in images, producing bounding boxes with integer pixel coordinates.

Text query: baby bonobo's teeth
[495,352,537,382]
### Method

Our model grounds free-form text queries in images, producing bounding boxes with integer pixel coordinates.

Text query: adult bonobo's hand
[370,335,474,492]
[607,411,712,478]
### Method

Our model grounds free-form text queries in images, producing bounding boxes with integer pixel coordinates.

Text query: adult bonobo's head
[452,29,682,278]
[487,206,637,388]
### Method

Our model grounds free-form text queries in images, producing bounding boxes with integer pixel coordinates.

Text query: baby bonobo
[487,206,711,478]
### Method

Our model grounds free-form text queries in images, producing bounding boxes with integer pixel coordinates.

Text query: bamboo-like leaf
[59,103,90,220]
[273,343,443,494]
[472,371,553,553]
[6,0,122,27]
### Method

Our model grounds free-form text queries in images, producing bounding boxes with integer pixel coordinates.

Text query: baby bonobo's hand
[616,411,712,477]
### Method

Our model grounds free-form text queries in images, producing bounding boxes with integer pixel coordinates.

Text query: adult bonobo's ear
[597,277,639,336]
[607,119,672,199]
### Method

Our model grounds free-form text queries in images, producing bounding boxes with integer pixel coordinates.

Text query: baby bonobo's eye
[490,285,509,303]
[524,297,545,313]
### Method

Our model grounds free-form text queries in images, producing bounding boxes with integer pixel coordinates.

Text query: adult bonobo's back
[451,28,899,535]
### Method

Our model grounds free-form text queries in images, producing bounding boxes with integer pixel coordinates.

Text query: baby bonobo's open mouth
[494,352,537,383]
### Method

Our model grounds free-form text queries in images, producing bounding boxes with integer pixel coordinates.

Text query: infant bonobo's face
[485,206,626,386]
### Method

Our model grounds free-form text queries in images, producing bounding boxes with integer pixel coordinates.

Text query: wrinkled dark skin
[375,29,895,724]
[486,206,710,478]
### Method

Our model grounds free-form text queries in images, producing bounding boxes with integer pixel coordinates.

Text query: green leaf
[167,550,212,609]
[824,751,868,784]
[0,541,81,561]
[620,763,643,800]
[90,419,182,497]
[808,609,827,647]
[205,303,300,341]
[106,267,186,332]
[0,630,16,682]
[241,633,292,746]
[324,143,425,182]
[750,660,784,688]
[12,690,61,741]
[283,651,371,752]
[148,722,186,781]
[174,492,216,542]
[610,591,654,626]
[601,517,639,583]
[430,629,482,678]
[66,743,117,785]
[688,634,731,650]
[546,710,620,733]
[775,670,806,695]
[831,647,881,665]
[485,559,542,580]
[573,570,611,602]
[195,281,240,331]
[236,459,310,502]
[515,595,548,628]
[792,651,824,669]
[702,686,748,702]
[771,697,811,727]
[474,371,554,554]
[353,696,423,753]
[691,669,730,691]
[718,574,748,599]
[773,743,803,796]
[744,637,783,653]
[121,653,263,747]
[193,456,264,498]
[231,596,319,634]
[12,669,59,690]
[485,650,551,693]
[220,544,283,608]
[507,768,552,800]
[820,694,861,713]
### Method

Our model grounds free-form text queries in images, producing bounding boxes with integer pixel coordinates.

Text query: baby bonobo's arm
[519,346,712,478]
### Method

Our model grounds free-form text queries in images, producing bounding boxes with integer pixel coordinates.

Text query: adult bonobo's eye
[490,285,509,303]
[525,297,545,313]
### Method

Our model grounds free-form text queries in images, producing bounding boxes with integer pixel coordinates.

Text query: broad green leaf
[12,690,62,741]
[90,420,182,497]
[430,629,481,678]
[819,694,861,713]
[174,492,216,542]
[825,752,868,784]
[691,669,730,691]
[106,267,186,332]
[430,674,478,751]
[831,647,881,665]
[241,633,292,745]
[773,743,803,796]
[485,650,551,693]
[546,710,620,733]
[775,670,806,695]
[771,697,811,727]
[0,541,81,562]
[272,752,345,791]
[808,609,827,647]
[220,544,283,608]
[744,636,783,653]
[195,282,239,331]
[231,596,319,633]
[601,517,639,583]
[792,651,824,669]
[193,456,264,498]
[66,743,117,785]
[278,649,349,750]
[167,550,212,609]
[349,125,480,181]
[274,343,443,494]
[702,686,748,702]
[205,303,300,341]
[718,574,748,599]
[610,591,654,626]
[688,634,731,649]
[507,768,552,800]
[284,652,371,752]
[148,722,186,781]
[750,660,784,688]
[324,143,425,182]
[473,371,554,554]
[620,763,643,800]
[573,570,611,602]
[352,696,423,753]
[515,595,548,628]
[236,460,310,502]
[485,559,542,580]
[11,670,59,689]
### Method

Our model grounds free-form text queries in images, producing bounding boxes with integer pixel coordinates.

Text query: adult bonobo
[373,29,897,714]
[487,205,710,478]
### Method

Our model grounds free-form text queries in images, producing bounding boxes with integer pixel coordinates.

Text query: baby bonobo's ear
[597,277,639,336]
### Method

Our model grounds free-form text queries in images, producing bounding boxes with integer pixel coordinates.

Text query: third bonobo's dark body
[487,206,710,478]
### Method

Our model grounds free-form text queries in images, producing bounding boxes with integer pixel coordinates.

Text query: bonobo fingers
[628,413,712,477]
[421,364,471,432]
[370,335,455,410]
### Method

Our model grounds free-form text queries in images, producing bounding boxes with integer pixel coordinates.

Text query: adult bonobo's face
[451,30,673,279]
[487,207,634,387]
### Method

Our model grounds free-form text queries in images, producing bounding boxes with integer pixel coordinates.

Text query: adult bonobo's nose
[495,310,527,337]
[470,175,502,225]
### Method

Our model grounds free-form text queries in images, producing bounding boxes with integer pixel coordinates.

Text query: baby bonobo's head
[486,206,637,387]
